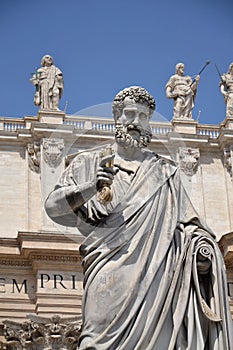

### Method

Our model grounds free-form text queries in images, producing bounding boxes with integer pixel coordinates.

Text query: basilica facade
[0,110,232,348]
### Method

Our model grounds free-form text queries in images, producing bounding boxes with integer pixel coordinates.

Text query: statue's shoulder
[185,75,192,82]
[166,74,177,83]
[147,152,178,180]
[147,150,178,169]
[54,65,63,75]
[168,74,177,79]
[157,154,178,168]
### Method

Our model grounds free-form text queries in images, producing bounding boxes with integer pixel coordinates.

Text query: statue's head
[112,86,155,148]
[175,62,185,75]
[41,55,54,67]
[227,63,233,74]
[112,86,155,121]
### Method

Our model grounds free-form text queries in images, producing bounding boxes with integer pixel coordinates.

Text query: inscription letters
[0,273,81,295]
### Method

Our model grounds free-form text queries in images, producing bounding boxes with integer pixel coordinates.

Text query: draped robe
[166,74,196,118]
[46,146,233,350]
[35,65,63,109]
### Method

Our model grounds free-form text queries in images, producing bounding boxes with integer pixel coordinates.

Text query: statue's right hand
[96,154,118,190]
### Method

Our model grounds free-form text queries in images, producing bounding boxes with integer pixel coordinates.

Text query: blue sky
[0,0,232,125]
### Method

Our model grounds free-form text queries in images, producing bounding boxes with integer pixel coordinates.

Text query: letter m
[12,279,27,293]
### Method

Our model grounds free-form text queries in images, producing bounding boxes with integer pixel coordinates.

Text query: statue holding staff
[166,62,209,119]
[30,55,64,111]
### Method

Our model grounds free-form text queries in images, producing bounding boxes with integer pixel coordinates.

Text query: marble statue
[30,55,64,111]
[166,63,200,119]
[220,62,233,117]
[45,86,233,349]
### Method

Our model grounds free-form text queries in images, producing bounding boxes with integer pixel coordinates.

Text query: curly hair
[112,86,156,120]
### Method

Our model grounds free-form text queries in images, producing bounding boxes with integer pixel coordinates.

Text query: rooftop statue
[219,62,233,117]
[166,62,200,119]
[30,55,64,111]
[45,86,233,350]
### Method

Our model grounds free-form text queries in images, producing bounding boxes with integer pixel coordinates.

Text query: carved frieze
[3,315,82,350]
[42,138,64,168]
[27,142,40,173]
[179,147,200,176]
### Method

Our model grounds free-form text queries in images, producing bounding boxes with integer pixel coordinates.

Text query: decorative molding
[42,138,64,168]
[223,145,233,177]
[0,259,32,267]
[27,142,40,173]
[30,254,82,263]
[0,255,82,267]
[3,314,82,350]
[179,147,200,176]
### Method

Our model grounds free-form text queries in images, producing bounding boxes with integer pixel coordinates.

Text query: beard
[114,123,152,148]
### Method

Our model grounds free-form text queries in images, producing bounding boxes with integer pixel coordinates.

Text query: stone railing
[1,119,26,131]
[150,124,173,135]
[63,118,85,129]
[0,115,225,139]
[197,125,220,138]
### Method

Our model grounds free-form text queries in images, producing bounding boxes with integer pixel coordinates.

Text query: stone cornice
[0,114,230,150]
[0,230,83,268]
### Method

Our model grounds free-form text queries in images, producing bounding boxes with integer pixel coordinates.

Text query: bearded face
[115,123,152,148]
[114,98,152,148]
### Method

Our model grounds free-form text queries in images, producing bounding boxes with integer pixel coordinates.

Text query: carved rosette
[3,315,82,350]
[42,138,64,168]
[179,147,200,176]
[223,145,233,177]
[27,142,40,173]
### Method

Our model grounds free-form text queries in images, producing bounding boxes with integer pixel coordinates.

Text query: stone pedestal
[38,110,65,124]
[172,118,198,134]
